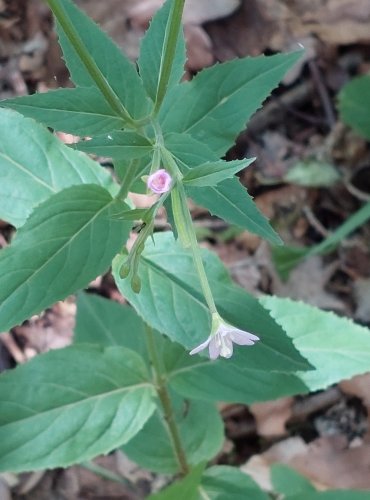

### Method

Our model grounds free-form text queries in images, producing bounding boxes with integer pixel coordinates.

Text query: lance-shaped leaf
[182,158,254,187]
[55,0,150,120]
[159,51,302,156]
[339,75,370,140]
[169,297,370,404]
[138,0,186,102]
[0,108,116,228]
[0,87,125,136]
[123,397,224,474]
[0,345,156,472]
[75,292,306,405]
[76,131,153,160]
[165,132,281,245]
[113,232,309,373]
[260,296,370,391]
[0,184,130,332]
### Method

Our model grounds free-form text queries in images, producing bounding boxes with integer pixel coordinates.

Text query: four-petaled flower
[190,315,260,360]
[147,169,172,194]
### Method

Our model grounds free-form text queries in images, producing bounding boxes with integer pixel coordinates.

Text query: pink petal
[189,336,211,356]
[147,169,172,194]
[208,336,221,360]
[220,336,233,358]
[230,329,259,346]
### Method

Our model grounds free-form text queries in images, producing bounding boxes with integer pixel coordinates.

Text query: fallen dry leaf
[128,0,241,27]
[291,435,370,490]
[242,437,309,492]
[272,255,347,312]
[250,398,294,437]
[340,374,370,411]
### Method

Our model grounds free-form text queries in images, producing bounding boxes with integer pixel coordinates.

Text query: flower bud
[119,260,131,279]
[147,169,172,194]
[131,274,142,294]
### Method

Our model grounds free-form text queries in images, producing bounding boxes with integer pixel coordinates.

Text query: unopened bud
[131,274,142,294]
[119,260,131,279]
[147,169,172,194]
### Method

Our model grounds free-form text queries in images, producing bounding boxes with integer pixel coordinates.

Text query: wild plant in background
[0,0,370,497]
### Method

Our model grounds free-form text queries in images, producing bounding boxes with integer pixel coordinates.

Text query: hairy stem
[45,0,136,127]
[145,324,190,475]
[161,148,218,316]
[154,0,186,114]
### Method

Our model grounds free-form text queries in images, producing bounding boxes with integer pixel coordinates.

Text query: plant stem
[45,0,136,128]
[161,148,218,316]
[145,324,190,476]
[176,184,218,315]
[154,0,186,114]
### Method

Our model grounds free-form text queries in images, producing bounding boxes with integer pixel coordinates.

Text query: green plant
[0,1,370,497]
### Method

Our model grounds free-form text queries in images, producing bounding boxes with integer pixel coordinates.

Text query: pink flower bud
[147,169,172,194]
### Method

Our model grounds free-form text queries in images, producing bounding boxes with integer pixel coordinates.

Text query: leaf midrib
[4,103,124,121]
[0,152,56,192]
[184,57,294,135]
[0,192,114,309]
[0,382,152,428]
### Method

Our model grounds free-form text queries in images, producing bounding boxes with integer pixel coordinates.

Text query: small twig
[308,59,336,128]
[291,387,342,422]
[302,205,330,238]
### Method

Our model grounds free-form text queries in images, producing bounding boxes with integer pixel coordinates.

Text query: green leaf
[260,296,370,391]
[75,292,147,355]
[110,208,151,221]
[123,397,224,474]
[165,133,282,245]
[183,158,254,187]
[272,201,370,279]
[271,464,316,497]
[0,87,125,136]
[149,464,204,500]
[0,345,155,472]
[284,159,340,187]
[138,0,186,102]
[339,74,370,140]
[160,51,302,156]
[0,185,130,332]
[170,359,306,405]
[76,292,306,406]
[0,108,116,228]
[76,131,153,160]
[200,466,269,500]
[113,232,310,373]
[169,294,370,404]
[56,0,150,120]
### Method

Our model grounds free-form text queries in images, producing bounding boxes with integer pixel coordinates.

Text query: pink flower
[189,317,259,360]
[147,169,172,194]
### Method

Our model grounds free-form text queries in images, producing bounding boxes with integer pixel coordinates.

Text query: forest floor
[1,0,370,498]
